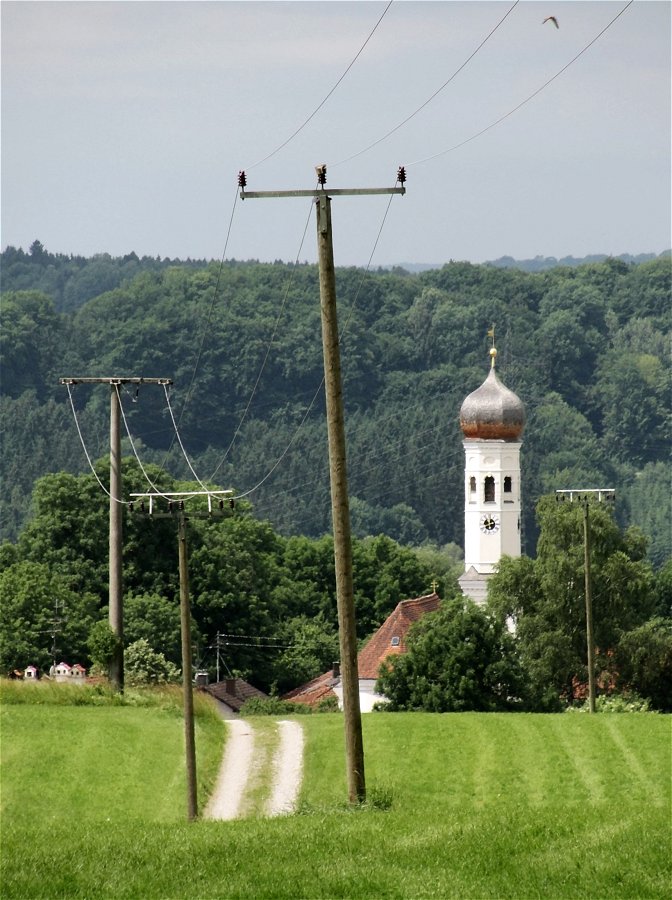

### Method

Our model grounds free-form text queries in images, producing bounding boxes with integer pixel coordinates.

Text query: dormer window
[390,636,400,647]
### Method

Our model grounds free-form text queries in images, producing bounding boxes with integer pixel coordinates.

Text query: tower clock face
[479,513,500,534]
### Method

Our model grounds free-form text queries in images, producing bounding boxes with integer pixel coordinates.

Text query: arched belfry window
[504,476,512,494]
[469,476,476,494]
[484,476,495,503]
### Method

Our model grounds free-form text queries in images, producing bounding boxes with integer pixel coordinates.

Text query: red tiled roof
[357,593,440,679]
[283,670,339,707]
[283,592,441,705]
[202,678,268,712]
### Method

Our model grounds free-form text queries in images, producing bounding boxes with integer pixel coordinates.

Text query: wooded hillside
[1,245,670,567]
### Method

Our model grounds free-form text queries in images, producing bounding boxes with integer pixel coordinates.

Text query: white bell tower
[458,342,525,606]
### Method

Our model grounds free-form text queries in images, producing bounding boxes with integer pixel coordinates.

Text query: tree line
[1,246,670,569]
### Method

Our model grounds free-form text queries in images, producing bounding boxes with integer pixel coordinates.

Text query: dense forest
[2,243,670,565]
[1,243,670,701]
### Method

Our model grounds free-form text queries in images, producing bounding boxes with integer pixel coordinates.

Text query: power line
[246,1,394,171]
[332,0,520,168]
[233,182,403,501]
[161,383,212,492]
[162,183,240,468]
[409,0,635,168]
[117,385,174,501]
[65,382,128,504]
[209,191,317,482]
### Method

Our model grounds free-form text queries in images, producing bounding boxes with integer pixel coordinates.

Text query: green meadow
[1,684,670,899]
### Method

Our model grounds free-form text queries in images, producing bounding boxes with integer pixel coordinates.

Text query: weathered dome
[459,351,525,441]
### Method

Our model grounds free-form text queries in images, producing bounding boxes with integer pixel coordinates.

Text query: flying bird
[543,16,559,29]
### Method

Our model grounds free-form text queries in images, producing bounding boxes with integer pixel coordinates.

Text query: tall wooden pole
[178,513,198,820]
[109,384,124,691]
[316,193,366,804]
[237,171,405,805]
[583,502,596,714]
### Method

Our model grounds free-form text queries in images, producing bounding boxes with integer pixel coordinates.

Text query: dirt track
[203,718,304,820]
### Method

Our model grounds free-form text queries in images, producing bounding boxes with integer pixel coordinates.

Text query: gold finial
[487,325,497,368]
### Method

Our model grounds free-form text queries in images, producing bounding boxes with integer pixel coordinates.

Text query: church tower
[457,342,525,606]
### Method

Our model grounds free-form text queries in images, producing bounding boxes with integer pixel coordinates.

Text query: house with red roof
[285,592,441,712]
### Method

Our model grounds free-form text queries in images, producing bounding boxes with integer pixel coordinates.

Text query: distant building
[285,592,441,712]
[23,665,39,680]
[201,677,269,719]
[52,662,72,681]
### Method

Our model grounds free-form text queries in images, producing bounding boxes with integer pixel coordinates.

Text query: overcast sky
[2,1,670,267]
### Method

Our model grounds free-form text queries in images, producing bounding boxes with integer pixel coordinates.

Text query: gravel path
[203,718,304,821]
[267,719,304,817]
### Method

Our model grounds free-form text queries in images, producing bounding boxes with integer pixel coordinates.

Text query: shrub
[240,696,312,716]
[565,692,656,713]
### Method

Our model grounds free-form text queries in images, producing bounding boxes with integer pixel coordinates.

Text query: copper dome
[459,354,525,441]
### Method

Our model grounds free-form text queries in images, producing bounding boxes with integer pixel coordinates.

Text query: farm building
[285,592,441,712]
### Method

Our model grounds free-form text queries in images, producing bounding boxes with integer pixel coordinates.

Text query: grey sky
[2,1,670,266]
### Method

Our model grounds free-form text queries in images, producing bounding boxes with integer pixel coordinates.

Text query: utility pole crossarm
[60,377,173,385]
[240,186,405,200]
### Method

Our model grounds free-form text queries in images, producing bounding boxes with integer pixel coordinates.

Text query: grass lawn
[1,687,670,899]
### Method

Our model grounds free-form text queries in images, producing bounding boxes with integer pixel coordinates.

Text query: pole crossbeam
[60,377,173,385]
[241,186,405,200]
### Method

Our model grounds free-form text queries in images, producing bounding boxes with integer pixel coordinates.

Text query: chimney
[225,678,237,695]
[332,661,340,678]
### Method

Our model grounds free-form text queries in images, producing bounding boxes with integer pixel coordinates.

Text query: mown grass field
[1,684,670,899]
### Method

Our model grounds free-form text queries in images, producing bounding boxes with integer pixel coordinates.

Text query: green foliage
[0,560,98,673]
[123,639,180,687]
[615,617,672,712]
[1,252,669,565]
[87,620,121,671]
[376,597,525,711]
[240,696,312,716]
[488,496,658,708]
[566,692,656,713]
[272,615,339,696]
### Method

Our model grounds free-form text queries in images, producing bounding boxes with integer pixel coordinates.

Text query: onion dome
[459,348,525,441]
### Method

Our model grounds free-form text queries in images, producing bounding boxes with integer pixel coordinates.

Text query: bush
[240,696,312,716]
[566,692,656,713]
[124,639,180,687]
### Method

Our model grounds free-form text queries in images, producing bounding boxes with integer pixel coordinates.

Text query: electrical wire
[246,0,393,171]
[408,0,635,168]
[234,184,402,500]
[161,182,240,469]
[331,0,519,168]
[162,382,213,492]
[209,192,317,483]
[65,382,128,504]
[116,385,175,501]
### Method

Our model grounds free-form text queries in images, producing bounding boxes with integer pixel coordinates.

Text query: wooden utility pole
[240,168,405,803]
[178,511,198,820]
[582,502,596,714]
[60,377,172,691]
[555,489,616,713]
[316,191,365,803]
[130,489,234,821]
